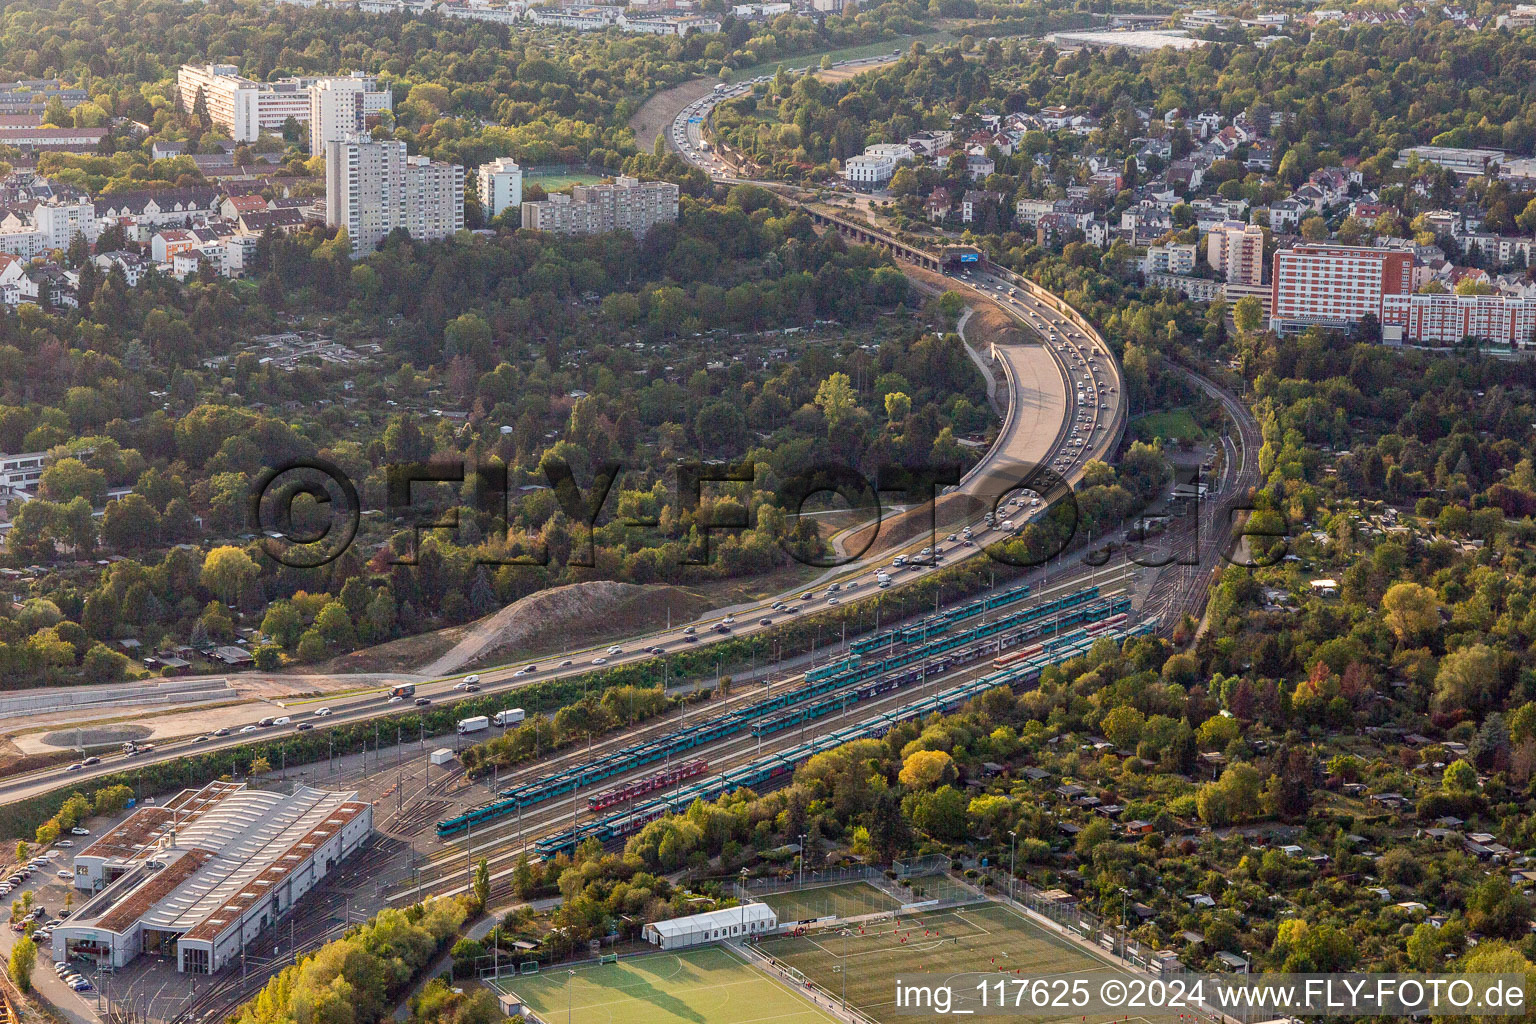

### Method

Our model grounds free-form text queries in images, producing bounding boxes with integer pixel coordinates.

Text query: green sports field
[758,903,1178,1024]
[757,881,901,923]
[492,946,843,1024]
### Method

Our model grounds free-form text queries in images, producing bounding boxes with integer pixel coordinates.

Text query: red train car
[587,758,709,812]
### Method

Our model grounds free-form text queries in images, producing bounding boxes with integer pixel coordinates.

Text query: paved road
[0,58,1113,812]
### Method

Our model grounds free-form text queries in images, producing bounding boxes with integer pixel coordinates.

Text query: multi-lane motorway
[0,58,1212,815]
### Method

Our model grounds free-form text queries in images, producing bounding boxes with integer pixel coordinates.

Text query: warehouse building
[53,781,373,973]
[641,903,778,950]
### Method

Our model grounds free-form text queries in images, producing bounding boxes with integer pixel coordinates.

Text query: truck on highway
[493,708,526,727]
[457,716,490,735]
[390,684,416,699]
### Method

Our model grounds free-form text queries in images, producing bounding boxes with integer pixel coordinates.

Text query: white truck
[493,708,526,727]
[430,748,455,766]
[456,715,490,735]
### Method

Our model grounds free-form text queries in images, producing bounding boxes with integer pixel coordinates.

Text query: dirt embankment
[629,78,719,153]
[399,580,705,677]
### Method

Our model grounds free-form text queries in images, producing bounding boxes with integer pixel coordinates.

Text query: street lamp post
[740,867,750,939]
[1008,830,1017,903]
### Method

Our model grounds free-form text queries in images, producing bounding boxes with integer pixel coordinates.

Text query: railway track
[391,577,1136,902]
[1140,367,1263,633]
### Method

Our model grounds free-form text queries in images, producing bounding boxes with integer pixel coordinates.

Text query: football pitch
[758,902,1179,1024]
[757,881,902,923]
[492,946,844,1024]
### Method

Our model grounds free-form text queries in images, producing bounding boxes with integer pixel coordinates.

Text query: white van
[272,716,291,726]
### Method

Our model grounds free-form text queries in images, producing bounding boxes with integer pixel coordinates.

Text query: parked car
[70,827,89,836]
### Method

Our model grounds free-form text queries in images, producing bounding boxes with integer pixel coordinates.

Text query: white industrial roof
[645,902,777,938]
[71,782,366,940]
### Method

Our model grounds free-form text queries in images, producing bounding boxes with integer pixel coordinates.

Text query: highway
[0,56,1128,812]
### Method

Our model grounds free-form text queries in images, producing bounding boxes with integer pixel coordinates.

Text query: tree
[1382,582,1442,646]
[1467,877,1532,939]
[898,749,955,788]
[473,858,490,906]
[1101,706,1146,749]
[813,372,857,429]
[1196,763,1263,825]
[907,785,966,840]
[8,933,34,992]
[884,391,911,425]
[888,166,920,197]
[1233,295,1264,335]
[1443,758,1478,792]
[868,790,910,863]
[1434,643,1501,713]
[15,841,28,862]
[38,457,107,505]
[1299,215,1329,241]
[201,546,260,605]
[249,755,271,776]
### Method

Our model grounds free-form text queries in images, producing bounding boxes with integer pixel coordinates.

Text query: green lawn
[758,903,1176,1024]
[1131,408,1206,443]
[757,881,902,924]
[493,946,842,1024]
[525,171,604,191]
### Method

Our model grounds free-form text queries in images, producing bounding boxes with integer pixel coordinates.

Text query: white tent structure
[641,903,778,950]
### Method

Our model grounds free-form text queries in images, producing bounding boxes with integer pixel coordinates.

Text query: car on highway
[214,727,231,736]
[65,763,82,772]
[239,724,259,733]
[414,697,432,706]
[466,683,481,691]
[315,708,332,716]
[194,735,208,743]
[558,660,573,668]
[82,756,100,766]
[463,674,481,685]
[388,695,404,703]
[606,645,624,655]
[593,657,608,664]
[683,634,698,642]
[759,617,773,625]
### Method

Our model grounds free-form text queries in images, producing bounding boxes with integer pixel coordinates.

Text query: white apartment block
[843,143,914,186]
[477,157,523,219]
[1206,220,1264,286]
[521,176,678,237]
[0,199,93,258]
[310,78,379,155]
[1143,243,1197,277]
[0,450,47,492]
[325,136,462,257]
[1393,145,1506,177]
[405,155,464,242]
[178,65,391,144]
[1381,292,1536,348]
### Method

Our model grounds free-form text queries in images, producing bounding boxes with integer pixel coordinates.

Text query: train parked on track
[532,616,1158,857]
[434,583,1125,839]
[587,758,708,812]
